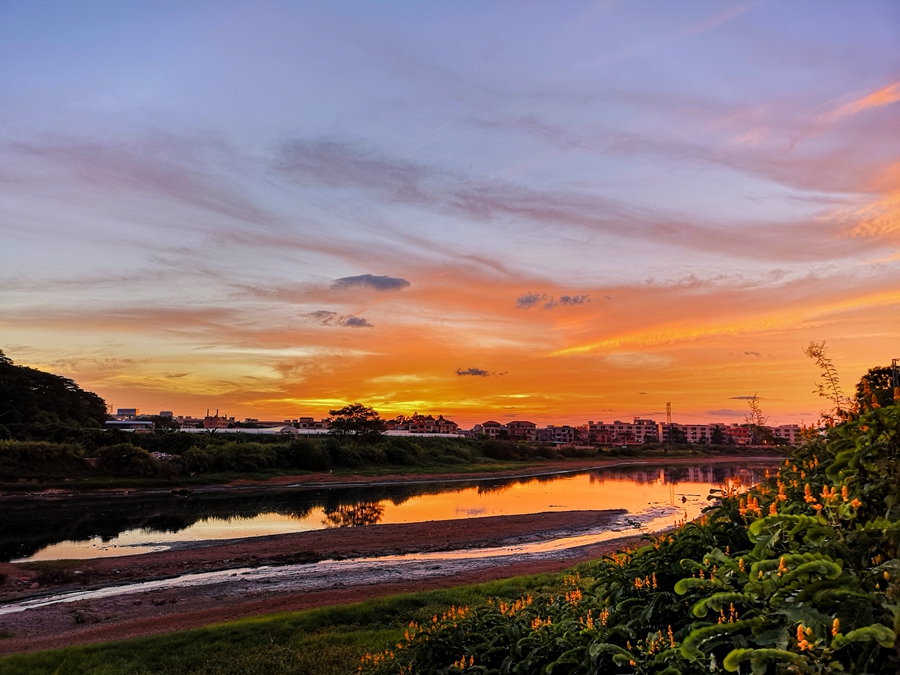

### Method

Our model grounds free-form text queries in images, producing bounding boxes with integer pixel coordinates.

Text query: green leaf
[832,623,896,649]
[723,648,802,673]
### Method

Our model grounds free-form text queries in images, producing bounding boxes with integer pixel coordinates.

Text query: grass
[0,573,568,675]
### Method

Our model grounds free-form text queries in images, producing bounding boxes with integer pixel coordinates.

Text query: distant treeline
[0,423,779,484]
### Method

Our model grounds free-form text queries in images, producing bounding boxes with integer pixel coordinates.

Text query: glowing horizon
[1,2,898,429]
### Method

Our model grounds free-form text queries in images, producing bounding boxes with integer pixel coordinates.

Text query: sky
[1,1,898,428]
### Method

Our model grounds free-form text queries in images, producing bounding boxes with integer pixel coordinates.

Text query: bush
[383,438,422,465]
[276,438,330,470]
[559,445,599,459]
[363,405,900,675]
[0,439,89,479]
[479,439,519,461]
[327,439,363,468]
[97,443,162,478]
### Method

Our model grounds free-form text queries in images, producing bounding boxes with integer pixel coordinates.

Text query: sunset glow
[1,2,898,427]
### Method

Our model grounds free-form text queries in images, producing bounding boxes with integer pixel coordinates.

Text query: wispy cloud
[302,311,374,328]
[831,82,900,120]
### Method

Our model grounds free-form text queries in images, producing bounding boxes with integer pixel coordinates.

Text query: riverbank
[0,454,778,655]
[1,454,780,499]
[0,510,639,655]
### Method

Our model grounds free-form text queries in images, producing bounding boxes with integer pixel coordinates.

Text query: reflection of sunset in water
[18,465,769,561]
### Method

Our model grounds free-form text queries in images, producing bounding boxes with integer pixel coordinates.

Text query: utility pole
[666,401,672,451]
[892,358,899,403]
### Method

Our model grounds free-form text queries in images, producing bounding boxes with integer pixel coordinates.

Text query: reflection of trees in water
[322,502,385,528]
[4,463,778,561]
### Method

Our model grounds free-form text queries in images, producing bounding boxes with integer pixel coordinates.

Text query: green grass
[0,573,569,675]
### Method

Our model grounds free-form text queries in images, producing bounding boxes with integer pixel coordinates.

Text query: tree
[0,349,107,426]
[710,426,725,445]
[855,366,896,410]
[669,427,688,444]
[327,403,386,443]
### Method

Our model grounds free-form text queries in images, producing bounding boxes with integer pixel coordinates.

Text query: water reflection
[3,462,774,562]
[322,502,385,528]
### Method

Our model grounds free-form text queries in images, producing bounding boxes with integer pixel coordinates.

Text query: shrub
[479,439,519,461]
[383,438,423,465]
[97,443,162,478]
[362,404,900,675]
[0,439,89,479]
[327,439,363,468]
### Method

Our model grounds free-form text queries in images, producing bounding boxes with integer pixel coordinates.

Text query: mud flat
[0,509,639,654]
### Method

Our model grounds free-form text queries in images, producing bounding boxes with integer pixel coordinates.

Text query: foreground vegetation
[353,403,900,674]
[2,404,895,674]
[0,575,569,675]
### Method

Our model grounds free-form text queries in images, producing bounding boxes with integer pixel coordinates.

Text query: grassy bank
[0,574,569,675]
[0,428,785,492]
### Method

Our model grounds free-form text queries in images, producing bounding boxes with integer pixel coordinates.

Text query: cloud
[559,294,590,305]
[331,274,411,292]
[302,310,373,328]
[831,82,900,120]
[456,367,490,377]
[517,292,590,309]
[275,138,893,263]
[706,409,745,417]
[744,351,762,357]
[516,292,547,309]
[343,316,374,328]
[303,310,341,325]
[728,395,760,400]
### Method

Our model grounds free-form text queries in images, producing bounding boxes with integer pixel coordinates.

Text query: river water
[3,462,773,563]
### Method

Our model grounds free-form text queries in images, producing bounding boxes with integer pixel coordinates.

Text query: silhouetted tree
[0,349,107,427]
[327,403,386,443]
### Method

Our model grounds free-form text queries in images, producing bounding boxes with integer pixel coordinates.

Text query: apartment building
[506,420,537,441]
[589,418,659,444]
[474,421,505,438]
[771,424,802,445]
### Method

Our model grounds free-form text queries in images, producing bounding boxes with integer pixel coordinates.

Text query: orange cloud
[831,82,900,120]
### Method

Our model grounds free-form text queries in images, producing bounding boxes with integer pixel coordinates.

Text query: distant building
[660,423,727,444]
[407,413,460,434]
[105,419,152,430]
[115,408,139,419]
[771,424,802,445]
[590,418,658,444]
[506,420,537,441]
[543,424,578,445]
[474,421,505,438]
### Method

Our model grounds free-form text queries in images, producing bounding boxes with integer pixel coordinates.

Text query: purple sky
[1,1,898,425]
